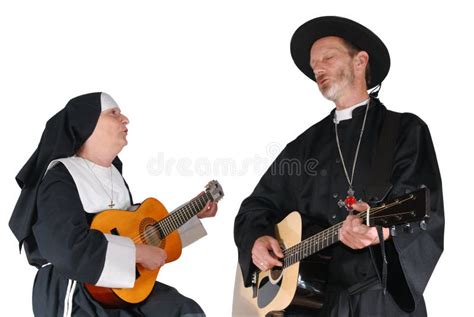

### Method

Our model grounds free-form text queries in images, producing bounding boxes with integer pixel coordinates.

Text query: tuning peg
[419,220,427,231]
[390,225,398,237]
[402,223,413,234]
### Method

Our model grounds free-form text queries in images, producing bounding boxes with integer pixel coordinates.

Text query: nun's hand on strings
[135,244,167,270]
[339,201,390,250]
[197,193,218,218]
[251,235,284,272]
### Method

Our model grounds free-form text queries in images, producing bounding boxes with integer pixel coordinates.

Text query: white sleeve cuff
[95,234,136,288]
[178,216,207,248]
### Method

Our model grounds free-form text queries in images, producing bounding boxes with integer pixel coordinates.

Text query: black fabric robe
[234,98,444,316]
[32,163,205,317]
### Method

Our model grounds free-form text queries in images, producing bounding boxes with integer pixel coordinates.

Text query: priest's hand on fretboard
[339,201,390,249]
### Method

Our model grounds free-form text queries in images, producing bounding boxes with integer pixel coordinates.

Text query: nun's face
[94,107,129,150]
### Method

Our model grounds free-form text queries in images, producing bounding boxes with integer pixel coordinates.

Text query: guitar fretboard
[281,194,417,268]
[154,191,213,238]
[282,218,343,268]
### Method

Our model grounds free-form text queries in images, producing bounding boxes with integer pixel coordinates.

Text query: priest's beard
[319,66,355,102]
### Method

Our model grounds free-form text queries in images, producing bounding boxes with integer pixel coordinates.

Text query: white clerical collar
[46,156,131,213]
[334,98,369,123]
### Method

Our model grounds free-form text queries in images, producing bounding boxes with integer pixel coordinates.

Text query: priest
[234,16,444,316]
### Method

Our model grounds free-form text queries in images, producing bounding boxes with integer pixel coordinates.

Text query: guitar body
[85,198,182,307]
[233,211,303,317]
[232,188,429,316]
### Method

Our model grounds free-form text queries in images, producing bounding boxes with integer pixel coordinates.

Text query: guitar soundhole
[269,266,283,284]
[139,218,162,246]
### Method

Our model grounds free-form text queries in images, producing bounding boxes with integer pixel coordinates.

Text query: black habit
[234,98,444,316]
[10,93,205,317]
[33,163,204,317]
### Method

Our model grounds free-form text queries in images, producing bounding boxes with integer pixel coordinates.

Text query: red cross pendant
[337,188,357,211]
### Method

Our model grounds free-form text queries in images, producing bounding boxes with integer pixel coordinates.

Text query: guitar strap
[376,226,388,294]
[367,108,401,294]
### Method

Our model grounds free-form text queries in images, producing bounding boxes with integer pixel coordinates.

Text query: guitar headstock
[367,187,430,227]
[205,180,224,202]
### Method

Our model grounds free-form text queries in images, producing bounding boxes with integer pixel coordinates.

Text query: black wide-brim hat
[290,16,390,89]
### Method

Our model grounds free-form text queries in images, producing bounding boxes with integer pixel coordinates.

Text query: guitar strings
[131,195,207,244]
[131,196,206,244]
[284,204,385,261]
[254,203,395,274]
[130,192,212,244]
[281,195,414,268]
[283,196,410,262]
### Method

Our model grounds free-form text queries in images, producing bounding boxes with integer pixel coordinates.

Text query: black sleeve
[234,145,298,286]
[32,163,108,284]
[381,113,444,312]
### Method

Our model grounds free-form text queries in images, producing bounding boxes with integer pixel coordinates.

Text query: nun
[9,92,217,317]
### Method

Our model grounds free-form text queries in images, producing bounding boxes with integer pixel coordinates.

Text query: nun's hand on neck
[197,200,218,219]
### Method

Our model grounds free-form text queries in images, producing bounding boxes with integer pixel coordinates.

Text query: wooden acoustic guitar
[232,187,429,317]
[85,180,224,307]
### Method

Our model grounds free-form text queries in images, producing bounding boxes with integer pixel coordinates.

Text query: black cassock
[234,98,444,316]
[31,163,204,317]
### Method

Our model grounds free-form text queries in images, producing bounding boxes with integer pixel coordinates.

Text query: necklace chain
[82,157,115,208]
[334,100,370,192]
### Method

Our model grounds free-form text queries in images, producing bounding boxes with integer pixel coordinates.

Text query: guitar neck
[281,189,425,268]
[155,191,213,238]
[282,207,382,268]
[282,218,344,269]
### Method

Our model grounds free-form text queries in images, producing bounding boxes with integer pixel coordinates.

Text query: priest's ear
[354,51,369,70]
[353,51,370,86]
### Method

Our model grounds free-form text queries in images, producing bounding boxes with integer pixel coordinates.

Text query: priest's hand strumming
[339,201,390,249]
[251,235,284,272]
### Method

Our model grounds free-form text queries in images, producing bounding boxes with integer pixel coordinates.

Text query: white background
[1,1,472,316]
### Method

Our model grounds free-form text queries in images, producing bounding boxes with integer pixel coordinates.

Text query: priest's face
[309,36,357,102]
[94,107,129,151]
